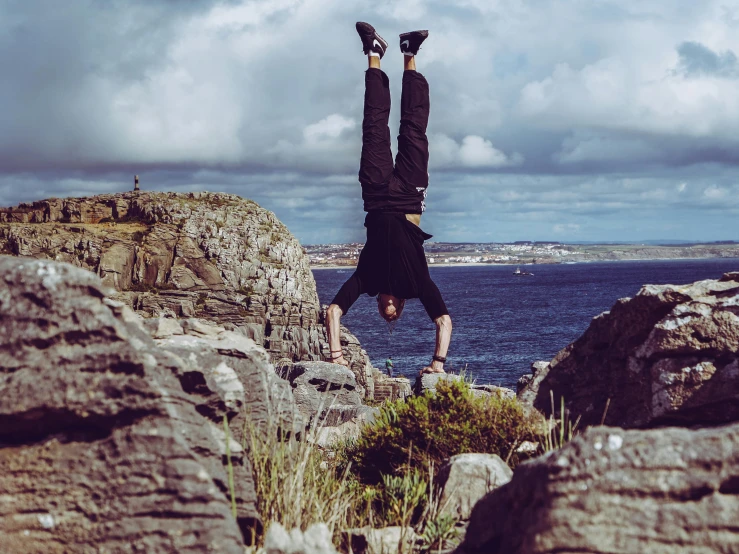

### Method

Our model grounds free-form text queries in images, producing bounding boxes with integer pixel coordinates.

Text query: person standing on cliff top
[326,23,452,376]
[385,356,394,378]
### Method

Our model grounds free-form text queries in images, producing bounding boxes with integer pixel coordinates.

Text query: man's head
[377,293,405,322]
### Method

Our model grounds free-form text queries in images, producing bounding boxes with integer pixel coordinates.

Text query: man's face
[377,294,405,322]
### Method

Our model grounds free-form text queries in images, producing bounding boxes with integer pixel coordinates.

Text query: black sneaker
[399,29,429,56]
[356,22,388,58]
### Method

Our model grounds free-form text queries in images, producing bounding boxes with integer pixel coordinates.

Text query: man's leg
[359,65,394,210]
[394,66,430,196]
[393,31,431,211]
[355,22,393,210]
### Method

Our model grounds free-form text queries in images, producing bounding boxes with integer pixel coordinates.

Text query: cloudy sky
[1,0,738,244]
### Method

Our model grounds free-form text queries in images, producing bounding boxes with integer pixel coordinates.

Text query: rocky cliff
[457,270,739,554]
[0,191,323,361]
[0,192,376,396]
[521,272,739,428]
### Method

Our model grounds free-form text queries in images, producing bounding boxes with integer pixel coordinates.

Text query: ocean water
[313,259,739,388]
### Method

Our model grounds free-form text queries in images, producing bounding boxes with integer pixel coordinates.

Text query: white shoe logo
[401,39,410,51]
[373,39,383,51]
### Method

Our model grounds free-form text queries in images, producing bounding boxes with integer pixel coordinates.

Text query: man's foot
[356,22,388,59]
[399,30,428,56]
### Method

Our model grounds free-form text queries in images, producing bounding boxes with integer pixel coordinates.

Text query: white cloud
[204,0,302,30]
[703,185,727,199]
[303,114,356,143]
[518,53,739,140]
[554,132,662,164]
[430,134,523,168]
[553,223,581,235]
[266,114,359,172]
[376,0,428,21]
[459,136,511,167]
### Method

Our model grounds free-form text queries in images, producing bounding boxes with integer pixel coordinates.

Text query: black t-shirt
[330,212,448,321]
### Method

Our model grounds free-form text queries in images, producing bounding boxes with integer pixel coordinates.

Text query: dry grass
[241,406,357,547]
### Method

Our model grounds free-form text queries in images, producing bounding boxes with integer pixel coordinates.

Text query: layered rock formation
[0,191,379,398]
[522,272,739,428]
[0,256,303,552]
[277,361,365,425]
[0,192,321,361]
[144,317,304,438]
[456,423,739,554]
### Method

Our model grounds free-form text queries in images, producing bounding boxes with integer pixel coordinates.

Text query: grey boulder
[153,318,303,437]
[263,522,338,554]
[456,423,739,554]
[344,526,418,554]
[415,373,514,400]
[278,361,364,424]
[437,453,513,521]
[0,257,248,553]
[414,372,462,395]
[373,372,412,402]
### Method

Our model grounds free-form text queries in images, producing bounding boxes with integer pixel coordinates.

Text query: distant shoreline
[311,256,739,271]
[311,262,508,270]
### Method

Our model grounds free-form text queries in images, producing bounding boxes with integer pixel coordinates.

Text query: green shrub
[419,512,460,552]
[342,379,539,485]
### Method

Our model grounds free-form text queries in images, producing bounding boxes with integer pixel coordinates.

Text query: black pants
[329,68,448,321]
[360,68,430,214]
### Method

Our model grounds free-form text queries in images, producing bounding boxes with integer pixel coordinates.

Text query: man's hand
[420,361,445,375]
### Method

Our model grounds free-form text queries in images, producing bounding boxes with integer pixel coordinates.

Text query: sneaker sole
[399,30,429,39]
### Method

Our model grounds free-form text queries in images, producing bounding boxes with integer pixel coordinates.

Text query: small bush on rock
[342,378,539,484]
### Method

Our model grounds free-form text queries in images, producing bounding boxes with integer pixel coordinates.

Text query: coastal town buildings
[304,241,739,267]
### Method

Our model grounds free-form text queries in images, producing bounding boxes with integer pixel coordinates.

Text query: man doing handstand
[326,22,452,375]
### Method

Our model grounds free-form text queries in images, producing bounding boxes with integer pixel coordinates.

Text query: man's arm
[422,314,452,373]
[417,278,452,373]
[326,303,348,366]
[325,272,363,366]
